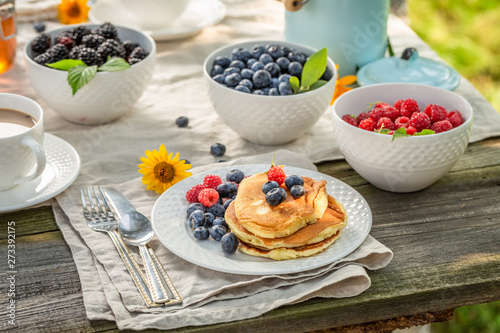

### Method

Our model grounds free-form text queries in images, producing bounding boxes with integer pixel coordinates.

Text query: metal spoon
[119,211,169,303]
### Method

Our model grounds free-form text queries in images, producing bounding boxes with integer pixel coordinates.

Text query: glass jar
[0,0,16,74]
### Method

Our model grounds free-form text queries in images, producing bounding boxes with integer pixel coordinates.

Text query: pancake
[225,195,347,250]
[238,231,342,260]
[233,173,328,238]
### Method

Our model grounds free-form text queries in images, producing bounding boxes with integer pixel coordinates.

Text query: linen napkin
[54,150,393,330]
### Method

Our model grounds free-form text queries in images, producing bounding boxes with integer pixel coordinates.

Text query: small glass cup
[0,0,16,74]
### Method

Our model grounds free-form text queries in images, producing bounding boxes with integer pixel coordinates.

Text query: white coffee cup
[120,0,191,30]
[0,93,46,192]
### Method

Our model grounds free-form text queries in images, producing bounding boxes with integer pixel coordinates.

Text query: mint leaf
[290,76,300,93]
[414,129,436,136]
[391,127,409,141]
[67,65,97,95]
[97,57,130,72]
[300,47,327,89]
[46,59,86,71]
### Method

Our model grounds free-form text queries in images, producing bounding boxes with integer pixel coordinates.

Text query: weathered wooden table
[1,136,499,332]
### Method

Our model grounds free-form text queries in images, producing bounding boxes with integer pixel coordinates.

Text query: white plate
[0,133,80,213]
[89,0,226,41]
[151,165,372,275]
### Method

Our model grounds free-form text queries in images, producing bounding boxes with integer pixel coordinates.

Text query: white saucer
[89,0,226,41]
[0,133,81,213]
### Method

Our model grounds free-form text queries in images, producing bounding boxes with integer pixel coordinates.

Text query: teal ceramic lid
[357,48,461,90]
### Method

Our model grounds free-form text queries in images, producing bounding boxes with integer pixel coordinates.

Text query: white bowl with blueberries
[24,23,155,125]
[203,40,337,145]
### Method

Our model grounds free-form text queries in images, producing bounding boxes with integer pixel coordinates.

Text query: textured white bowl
[24,24,155,125]
[331,83,473,192]
[203,40,337,145]
[121,0,191,30]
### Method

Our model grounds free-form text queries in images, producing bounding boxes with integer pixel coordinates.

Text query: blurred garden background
[403,1,500,331]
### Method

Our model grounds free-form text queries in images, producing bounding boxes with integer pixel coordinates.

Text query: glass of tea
[0,0,16,74]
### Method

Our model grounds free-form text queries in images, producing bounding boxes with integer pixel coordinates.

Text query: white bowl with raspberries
[24,23,155,125]
[331,83,473,193]
[203,40,337,145]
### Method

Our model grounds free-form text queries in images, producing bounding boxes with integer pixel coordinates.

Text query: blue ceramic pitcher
[284,0,389,77]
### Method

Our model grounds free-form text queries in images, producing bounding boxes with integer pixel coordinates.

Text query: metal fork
[81,187,162,307]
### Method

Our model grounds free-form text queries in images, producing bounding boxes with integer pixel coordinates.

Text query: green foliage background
[407,1,500,331]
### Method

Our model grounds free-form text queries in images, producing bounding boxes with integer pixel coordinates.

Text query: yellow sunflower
[58,0,90,25]
[138,145,192,194]
[330,65,357,105]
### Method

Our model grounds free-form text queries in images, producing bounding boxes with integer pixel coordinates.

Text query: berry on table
[265,187,287,206]
[33,21,46,33]
[431,120,454,133]
[220,233,239,255]
[210,143,226,157]
[176,116,189,128]
[290,185,305,199]
[198,188,220,207]
[203,174,223,189]
[186,184,207,203]
[284,175,304,190]
[409,112,431,132]
[226,169,245,183]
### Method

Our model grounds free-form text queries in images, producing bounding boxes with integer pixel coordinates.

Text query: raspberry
[447,110,464,128]
[358,118,376,131]
[268,165,286,185]
[376,117,395,130]
[198,188,219,207]
[388,130,395,135]
[394,116,410,129]
[409,112,431,132]
[382,105,400,121]
[400,98,420,118]
[394,99,405,111]
[203,175,222,189]
[424,104,447,123]
[57,36,74,50]
[406,126,417,135]
[185,184,207,203]
[356,112,371,125]
[431,120,453,133]
[375,102,390,108]
[341,114,357,126]
[369,107,386,121]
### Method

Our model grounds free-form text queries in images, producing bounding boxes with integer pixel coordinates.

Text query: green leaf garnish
[300,47,327,89]
[309,79,328,90]
[67,65,97,95]
[414,129,436,136]
[391,127,409,141]
[97,56,131,72]
[289,76,300,94]
[46,59,86,71]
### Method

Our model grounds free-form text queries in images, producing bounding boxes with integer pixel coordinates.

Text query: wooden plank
[0,206,57,238]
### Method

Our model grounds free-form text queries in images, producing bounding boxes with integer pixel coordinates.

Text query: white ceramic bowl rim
[203,39,338,99]
[332,82,473,138]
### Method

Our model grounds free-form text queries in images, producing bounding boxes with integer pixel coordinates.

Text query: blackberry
[94,22,118,40]
[31,33,51,54]
[77,47,102,66]
[123,40,140,56]
[47,44,69,62]
[68,45,85,59]
[33,52,54,66]
[71,26,91,44]
[97,40,126,61]
[81,34,105,50]
[129,47,148,60]
[54,30,74,44]
[128,58,142,65]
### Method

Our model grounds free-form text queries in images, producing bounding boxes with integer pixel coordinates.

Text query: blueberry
[241,68,255,80]
[209,203,226,217]
[288,61,303,77]
[259,53,274,64]
[250,44,266,58]
[269,88,280,96]
[262,180,280,194]
[193,226,210,240]
[267,45,285,60]
[278,81,293,96]
[217,182,238,198]
[226,169,244,183]
[204,212,216,228]
[187,203,206,217]
[230,60,246,70]
[276,57,291,72]
[183,159,191,165]
[284,175,304,190]
[210,225,228,241]
[213,216,228,229]
[214,56,231,68]
[246,58,258,68]
[287,51,307,65]
[253,90,264,95]
[217,159,227,163]
[253,69,272,88]
[213,74,225,84]
[235,85,251,93]
[210,65,224,77]
[239,79,253,90]
[264,62,281,77]
[224,73,242,87]
[231,47,252,62]
[270,78,279,88]
[223,198,234,210]
[33,21,46,33]
[262,87,271,95]
[175,116,189,128]
[210,142,226,156]
[265,187,287,206]
[188,210,206,229]
[321,66,334,81]
[278,74,292,84]
[283,46,294,55]
[290,185,305,199]
[224,66,241,76]
[220,233,239,255]
[251,61,265,72]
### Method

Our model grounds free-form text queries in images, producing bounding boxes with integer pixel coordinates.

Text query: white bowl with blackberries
[24,22,155,125]
[203,41,337,145]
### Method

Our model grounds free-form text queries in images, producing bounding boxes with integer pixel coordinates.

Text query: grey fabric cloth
[54,150,393,330]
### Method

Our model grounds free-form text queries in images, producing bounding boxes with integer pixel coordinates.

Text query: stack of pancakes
[225,173,347,260]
